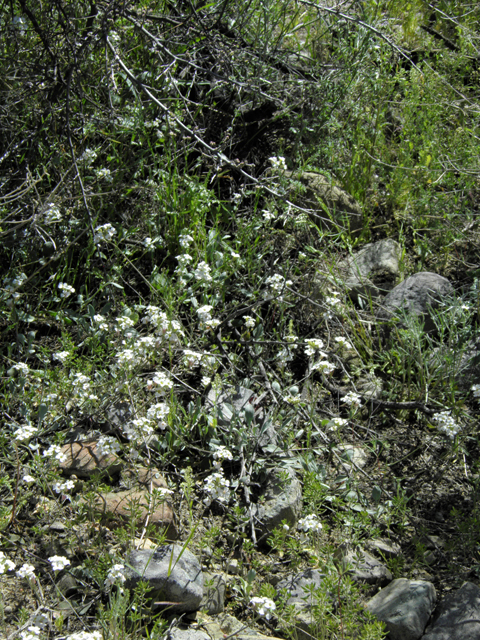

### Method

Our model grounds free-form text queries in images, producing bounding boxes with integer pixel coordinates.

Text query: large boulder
[366,578,436,640]
[124,545,204,613]
[376,272,453,333]
[423,581,480,640]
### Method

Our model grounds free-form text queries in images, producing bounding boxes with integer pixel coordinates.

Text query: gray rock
[366,538,401,559]
[423,581,480,640]
[252,467,303,542]
[124,545,204,613]
[338,445,369,470]
[288,172,363,233]
[200,573,226,615]
[276,569,324,608]
[199,613,284,640]
[376,272,454,333]
[341,239,402,304]
[335,545,392,586]
[168,629,210,640]
[367,578,436,640]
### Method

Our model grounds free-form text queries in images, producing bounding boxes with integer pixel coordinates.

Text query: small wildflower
[432,411,461,439]
[197,305,214,323]
[204,471,230,504]
[58,282,75,298]
[194,261,212,282]
[269,155,287,172]
[311,360,335,374]
[105,564,126,589]
[250,596,276,620]
[244,315,256,329]
[298,514,323,533]
[146,403,170,429]
[14,424,38,442]
[94,223,117,244]
[305,338,325,357]
[97,435,121,456]
[66,633,103,640]
[328,417,348,430]
[335,336,352,349]
[13,362,30,376]
[472,384,480,399]
[48,555,70,571]
[53,480,75,495]
[147,371,173,394]
[23,474,36,484]
[95,167,113,182]
[53,351,70,364]
[213,446,233,468]
[179,233,194,248]
[42,444,68,463]
[0,551,15,574]
[20,626,41,640]
[265,273,292,297]
[17,563,36,580]
[341,392,362,408]
[283,524,290,531]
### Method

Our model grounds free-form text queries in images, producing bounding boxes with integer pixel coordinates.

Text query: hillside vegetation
[1,1,480,639]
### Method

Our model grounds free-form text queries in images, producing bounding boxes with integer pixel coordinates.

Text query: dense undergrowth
[1,0,480,639]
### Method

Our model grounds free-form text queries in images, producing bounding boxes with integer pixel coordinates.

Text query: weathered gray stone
[252,467,303,542]
[288,172,363,233]
[367,578,436,640]
[376,272,454,333]
[335,545,392,586]
[276,569,324,608]
[366,538,401,559]
[199,613,284,640]
[200,573,226,615]
[124,545,204,613]
[168,628,210,640]
[423,581,480,640]
[340,239,402,303]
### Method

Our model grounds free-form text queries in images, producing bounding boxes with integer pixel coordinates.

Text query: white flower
[143,236,154,249]
[328,417,348,430]
[105,564,126,589]
[197,305,214,323]
[48,555,70,571]
[265,274,292,297]
[0,551,15,574]
[262,209,275,221]
[244,315,256,329]
[250,596,276,620]
[147,371,173,394]
[20,626,41,640]
[23,474,36,484]
[298,514,323,533]
[116,316,135,331]
[311,360,335,374]
[53,351,70,363]
[304,338,325,357]
[204,471,230,504]
[95,168,113,182]
[14,424,38,442]
[67,632,102,640]
[472,384,480,399]
[269,155,287,172]
[194,261,212,282]
[123,417,155,442]
[341,392,362,407]
[146,403,170,429]
[335,337,352,349]
[53,480,75,495]
[97,435,121,456]
[432,411,461,439]
[58,282,75,298]
[94,223,117,244]
[43,203,62,224]
[179,233,194,248]
[42,444,67,463]
[283,524,290,531]
[183,349,202,368]
[93,314,109,331]
[80,148,98,165]
[17,563,36,580]
[13,362,30,376]
[213,446,233,468]
[176,253,193,271]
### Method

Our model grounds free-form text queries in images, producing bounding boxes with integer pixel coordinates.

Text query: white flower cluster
[0,551,15,574]
[204,471,230,504]
[3,272,27,303]
[433,411,461,439]
[104,564,126,589]
[194,260,212,283]
[123,417,155,443]
[58,282,75,298]
[48,555,70,571]
[183,349,202,368]
[53,480,75,495]
[244,315,256,329]
[146,371,174,394]
[265,274,292,298]
[213,446,233,468]
[146,403,170,429]
[335,336,352,349]
[94,223,117,244]
[298,514,323,533]
[93,314,109,331]
[304,338,325,357]
[71,373,98,403]
[53,351,70,364]
[116,316,135,332]
[328,417,348,431]
[43,203,62,224]
[20,626,41,640]
[179,232,194,248]
[269,155,287,172]
[196,305,221,330]
[42,444,67,463]
[311,360,335,374]
[97,435,121,456]
[250,596,276,620]
[17,563,36,580]
[66,632,102,640]
[142,306,184,344]
[95,168,113,182]
[341,391,362,408]
[472,384,480,400]
[14,423,38,442]
[79,148,98,165]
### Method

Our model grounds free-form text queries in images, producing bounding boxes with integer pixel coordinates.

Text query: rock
[423,581,480,640]
[340,239,402,304]
[366,538,401,559]
[276,569,324,608]
[59,440,123,478]
[366,578,436,640]
[124,545,204,613]
[288,172,363,233]
[376,272,454,333]
[206,386,254,426]
[200,573,226,615]
[83,488,176,538]
[226,559,239,575]
[338,445,369,470]
[56,573,79,598]
[168,628,210,640]
[199,613,284,640]
[335,545,392,586]
[106,402,134,428]
[252,467,303,543]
